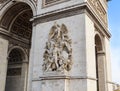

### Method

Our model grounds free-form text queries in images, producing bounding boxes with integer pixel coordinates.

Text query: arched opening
[95,34,106,91]
[2,2,33,91]
[5,48,25,91]
[95,35,102,52]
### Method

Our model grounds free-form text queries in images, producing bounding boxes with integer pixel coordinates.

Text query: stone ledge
[32,76,97,81]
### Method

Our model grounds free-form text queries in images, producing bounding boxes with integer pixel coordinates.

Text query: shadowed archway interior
[95,35,102,51]
[5,49,23,91]
[3,2,33,91]
[95,34,106,91]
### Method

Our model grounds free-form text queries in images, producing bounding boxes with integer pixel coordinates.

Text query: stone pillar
[97,51,107,91]
[31,14,87,91]
[27,24,37,91]
[0,37,9,91]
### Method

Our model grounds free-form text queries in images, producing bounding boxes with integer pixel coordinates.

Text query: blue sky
[108,0,120,84]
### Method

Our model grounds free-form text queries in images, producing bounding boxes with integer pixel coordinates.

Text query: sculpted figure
[43,23,72,72]
[49,23,62,41]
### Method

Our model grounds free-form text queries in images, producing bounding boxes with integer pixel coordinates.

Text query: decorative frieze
[42,0,69,7]
[42,23,72,72]
[0,0,8,4]
[88,0,107,24]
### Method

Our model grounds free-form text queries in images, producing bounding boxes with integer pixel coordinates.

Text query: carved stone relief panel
[0,0,8,4]
[45,0,62,4]
[88,0,107,24]
[42,23,72,72]
[42,0,69,7]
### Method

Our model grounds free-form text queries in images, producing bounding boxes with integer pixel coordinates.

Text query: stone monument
[0,0,113,91]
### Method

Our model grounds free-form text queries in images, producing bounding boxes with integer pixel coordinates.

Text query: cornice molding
[31,2,111,38]
[0,27,31,46]
[31,2,86,21]
[32,76,97,81]
[42,0,70,8]
[86,3,111,38]
[87,0,107,24]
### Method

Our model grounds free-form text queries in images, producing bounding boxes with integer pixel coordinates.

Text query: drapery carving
[43,23,72,72]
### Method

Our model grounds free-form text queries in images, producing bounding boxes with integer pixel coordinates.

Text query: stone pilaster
[97,51,107,91]
[0,37,8,91]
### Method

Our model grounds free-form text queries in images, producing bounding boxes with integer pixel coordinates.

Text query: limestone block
[41,79,68,91]
[32,81,41,91]
[87,79,97,91]
[69,79,87,91]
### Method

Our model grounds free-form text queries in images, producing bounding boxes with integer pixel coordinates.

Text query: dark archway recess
[95,34,106,91]
[11,10,33,40]
[95,35,102,51]
[5,48,24,91]
[0,3,32,30]
[0,2,33,44]
[95,34,103,91]
[4,2,33,91]
[7,49,23,76]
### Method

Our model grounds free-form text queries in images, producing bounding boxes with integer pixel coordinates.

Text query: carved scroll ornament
[42,23,72,72]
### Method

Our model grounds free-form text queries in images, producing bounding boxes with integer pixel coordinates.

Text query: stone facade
[0,0,113,91]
